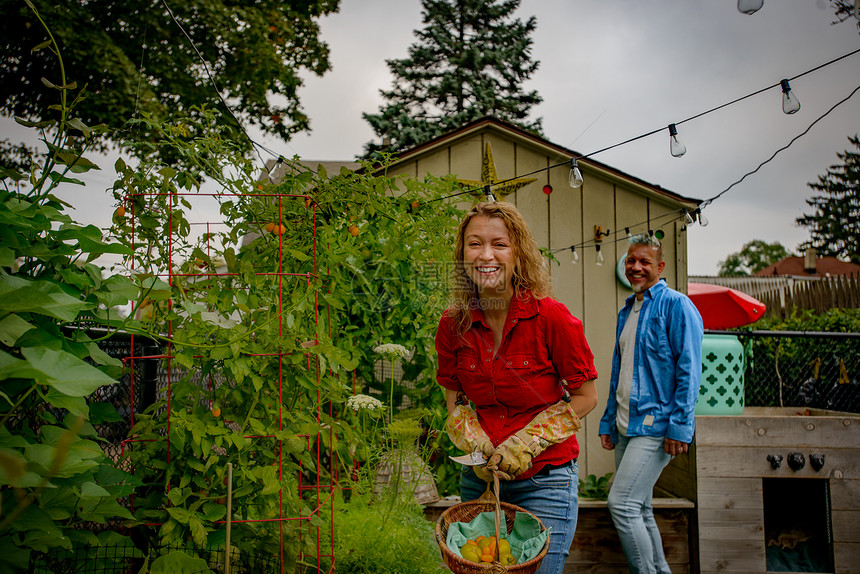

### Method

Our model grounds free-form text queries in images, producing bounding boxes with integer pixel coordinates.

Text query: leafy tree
[718,239,792,276]
[830,1,860,32]
[0,0,339,166]
[361,0,543,159]
[796,135,860,264]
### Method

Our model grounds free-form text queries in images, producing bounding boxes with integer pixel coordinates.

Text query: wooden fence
[757,273,860,319]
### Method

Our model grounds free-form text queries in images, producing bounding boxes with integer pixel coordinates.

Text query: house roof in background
[755,256,860,277]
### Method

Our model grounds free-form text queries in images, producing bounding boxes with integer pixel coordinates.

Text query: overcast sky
[7,0,860,276]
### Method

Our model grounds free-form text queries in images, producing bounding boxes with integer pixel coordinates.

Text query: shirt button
[506,361,512,367]
[500,415,505,419]
[523,361,529,366]
[470,364,476,369]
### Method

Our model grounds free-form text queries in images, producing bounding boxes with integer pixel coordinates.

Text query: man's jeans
[608,433,673,574]
[460,461,578,574]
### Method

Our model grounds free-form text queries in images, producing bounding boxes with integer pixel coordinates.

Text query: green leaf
[53,151,99,173]
[166,507,192,525]
[0,313,36,346]
[89,401,123,424]
[0,246,14,268]
[138,275,172,301]
[0,447,29,486]
[67,117,93,138]
[8,504,64,538]
[19,347,118,396]
[44,390,89,417]
[0,271,88,322]
[96,464,143,498]
[47,170,85,186]
[0,166,25,182]
[150,550,212,574]
[30,39,51,52]
[85,341,122,368]
[202,503,226,522]
[0,536,31,571]
[80,481,111,498]
[158,166,177,179]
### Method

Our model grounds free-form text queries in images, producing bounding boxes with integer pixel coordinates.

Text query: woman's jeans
[460,461,578,574]
[608,433,673,574]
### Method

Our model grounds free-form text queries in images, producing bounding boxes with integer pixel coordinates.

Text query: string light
[571,246,579,264]
[695,208,709,227]
[168,10,858,206]
[683,210,695,225]
[737,0,763,15]
[780,79,801,114]
[595,244,605,266]
[668,124,687,158]
[484,185,496,203]
[568,158,583,188]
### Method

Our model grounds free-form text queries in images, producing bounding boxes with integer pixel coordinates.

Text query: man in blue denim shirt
[598,235,702,574]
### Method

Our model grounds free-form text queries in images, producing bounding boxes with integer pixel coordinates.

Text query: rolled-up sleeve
[435,314,462,392]
[545,300,598,390]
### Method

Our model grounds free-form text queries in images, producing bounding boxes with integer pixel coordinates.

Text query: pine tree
[796,135,860,263]
[361,0,542,159]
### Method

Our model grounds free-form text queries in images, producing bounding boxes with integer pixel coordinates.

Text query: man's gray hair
[628,234,663,261]
[629,234,661,249]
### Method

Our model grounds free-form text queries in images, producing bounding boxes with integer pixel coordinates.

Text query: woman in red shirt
[436,201,598,574]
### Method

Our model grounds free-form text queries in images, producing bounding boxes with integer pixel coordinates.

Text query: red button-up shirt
[435,292,598,479]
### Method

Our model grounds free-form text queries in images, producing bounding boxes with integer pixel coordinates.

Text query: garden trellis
[117,187,338,572]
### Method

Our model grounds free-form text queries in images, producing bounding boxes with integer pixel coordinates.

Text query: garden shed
[379,115,701,479]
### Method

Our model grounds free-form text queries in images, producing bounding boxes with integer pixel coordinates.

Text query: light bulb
[683,210,695,225]
[737,0,763,15]
[568,158,583,188]
[595,245,605,266]
[484,186,496,203]
[668,124,686,158]
[571,246,579,264]
[696,208,709,227]
[625,227,632,239]
[780,79,801,114]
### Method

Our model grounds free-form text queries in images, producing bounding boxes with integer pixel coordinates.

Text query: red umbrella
[687,282,767,329]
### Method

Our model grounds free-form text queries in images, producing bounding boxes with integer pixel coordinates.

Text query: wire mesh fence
[707,330,860,413]
[28,543,281,574]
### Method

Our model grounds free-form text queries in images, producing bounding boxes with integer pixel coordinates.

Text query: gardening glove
[487,397,582,478]
[445,399,495,460]
[472,464,514,483]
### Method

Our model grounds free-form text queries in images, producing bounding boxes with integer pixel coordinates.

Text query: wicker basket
[434,476,549,573]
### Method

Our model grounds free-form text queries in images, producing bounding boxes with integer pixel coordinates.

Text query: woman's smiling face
[462,215,515,297]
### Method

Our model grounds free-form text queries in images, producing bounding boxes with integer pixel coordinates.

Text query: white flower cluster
[372,343,411,359]
[346,394,384,413]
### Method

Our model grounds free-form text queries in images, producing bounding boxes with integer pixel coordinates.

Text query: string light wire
[157,7,859,227]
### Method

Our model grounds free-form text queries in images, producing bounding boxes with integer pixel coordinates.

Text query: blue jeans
[460,461,578,574]
[607,433,673,574]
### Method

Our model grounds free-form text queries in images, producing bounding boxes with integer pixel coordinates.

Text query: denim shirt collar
[624,278,668,309]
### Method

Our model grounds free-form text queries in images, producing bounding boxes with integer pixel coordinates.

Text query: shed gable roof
[385,115,701,209]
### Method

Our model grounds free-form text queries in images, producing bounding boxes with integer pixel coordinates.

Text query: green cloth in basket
[446,510,550,564]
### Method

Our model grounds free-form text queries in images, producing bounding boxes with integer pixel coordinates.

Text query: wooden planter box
[565,498,694,574]
[657,407,860,574]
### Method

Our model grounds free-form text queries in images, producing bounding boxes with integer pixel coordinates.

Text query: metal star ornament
[457,143,536,201]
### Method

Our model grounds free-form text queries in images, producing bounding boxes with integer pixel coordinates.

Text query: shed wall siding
[386,127,693,479]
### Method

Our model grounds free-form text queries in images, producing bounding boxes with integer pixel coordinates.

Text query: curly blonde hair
[448,201,552,337]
